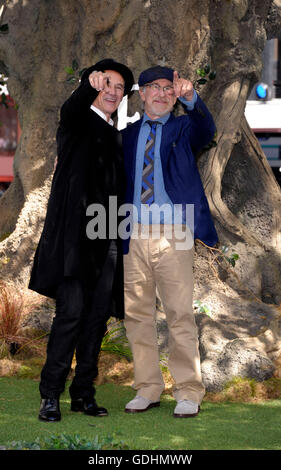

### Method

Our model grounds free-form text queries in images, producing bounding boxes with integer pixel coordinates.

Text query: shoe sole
[173,406,200,418]
[84,411,108,417]
[71,407,108,417]
[125,402,160,413]
[173,411,198,418]
[38,415,61,422]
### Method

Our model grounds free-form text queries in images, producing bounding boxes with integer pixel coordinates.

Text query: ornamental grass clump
[0,280,24,356]
[101,320,132,361]
[0,280,47,358]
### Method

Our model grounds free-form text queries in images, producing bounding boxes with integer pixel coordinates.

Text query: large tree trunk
[0,0,281,391]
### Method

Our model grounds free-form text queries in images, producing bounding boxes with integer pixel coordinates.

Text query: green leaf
[0,93,8,109]
[204,64,211,74]
[72,59,79,71]
[228,257,235,267]
[0,24,9,34]
[228,253,239,267]
[66,76,77,83]
[209,70,217,80]
[65,66,74,75]
[197,78,208,85]
[193,300,212,316]
[196,68,206,77]
[225,254,239,267]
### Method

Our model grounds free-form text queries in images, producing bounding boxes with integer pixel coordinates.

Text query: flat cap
[138,65,174,87]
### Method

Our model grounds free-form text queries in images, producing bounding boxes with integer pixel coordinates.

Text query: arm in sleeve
[178,90,198,110]
[59,79,99,130]
[180,92,216,154]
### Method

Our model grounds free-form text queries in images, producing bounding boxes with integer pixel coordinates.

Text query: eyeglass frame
[144,82,175,94]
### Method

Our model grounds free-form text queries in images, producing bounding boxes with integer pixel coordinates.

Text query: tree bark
[0,0,281,390]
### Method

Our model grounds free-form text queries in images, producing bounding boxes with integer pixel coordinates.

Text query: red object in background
[0,95,20,182]
[0,156,13,181]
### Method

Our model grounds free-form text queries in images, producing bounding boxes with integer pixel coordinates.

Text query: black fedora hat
[80,58,134,96]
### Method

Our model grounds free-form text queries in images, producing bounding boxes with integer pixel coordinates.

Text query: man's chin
[151,106,172,117]
[104,103,119,114]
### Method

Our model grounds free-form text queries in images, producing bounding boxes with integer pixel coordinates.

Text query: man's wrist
[178,90,197,110]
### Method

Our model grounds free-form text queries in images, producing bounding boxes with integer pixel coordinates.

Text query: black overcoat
[29,80,125,319]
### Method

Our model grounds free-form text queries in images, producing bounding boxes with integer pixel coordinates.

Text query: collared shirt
[90,104,114,126]
[133,91,198,224]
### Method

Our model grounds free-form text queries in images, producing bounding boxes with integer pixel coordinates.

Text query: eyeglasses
[145,83,175,95]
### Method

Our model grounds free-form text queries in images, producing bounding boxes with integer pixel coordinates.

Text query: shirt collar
[142,112,170,127]
[90,105,114,126]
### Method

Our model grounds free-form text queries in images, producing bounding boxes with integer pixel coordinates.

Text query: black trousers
[39,241,117,400]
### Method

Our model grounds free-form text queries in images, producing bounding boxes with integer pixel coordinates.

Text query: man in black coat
[29,59,134,422]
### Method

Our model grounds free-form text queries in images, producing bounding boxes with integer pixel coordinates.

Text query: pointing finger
[173,71,181,97]
[173,70,179,84]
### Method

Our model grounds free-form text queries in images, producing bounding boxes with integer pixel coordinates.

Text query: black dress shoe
[71,398,108,417]
[38,398,61,422]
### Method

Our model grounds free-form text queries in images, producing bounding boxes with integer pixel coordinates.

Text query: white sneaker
[125,395,160,413]
[173,400,200,418]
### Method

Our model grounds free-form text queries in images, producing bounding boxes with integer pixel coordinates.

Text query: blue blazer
[121,96,219,253]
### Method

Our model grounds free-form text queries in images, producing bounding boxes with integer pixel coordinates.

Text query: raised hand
[88,71,110,91]
[173,71,194,101]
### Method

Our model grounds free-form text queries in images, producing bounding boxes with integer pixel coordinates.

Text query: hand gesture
[173,71,194,101]
[88,71,109,91]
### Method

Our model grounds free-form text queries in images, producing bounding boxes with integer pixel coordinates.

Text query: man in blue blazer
[122,65,218,418]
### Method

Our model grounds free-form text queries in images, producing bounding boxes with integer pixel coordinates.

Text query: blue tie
[141,121,159,205]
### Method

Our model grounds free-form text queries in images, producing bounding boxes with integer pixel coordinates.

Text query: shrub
[3,433,129,450]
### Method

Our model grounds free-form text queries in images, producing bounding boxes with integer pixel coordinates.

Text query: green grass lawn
[0,377,281,450]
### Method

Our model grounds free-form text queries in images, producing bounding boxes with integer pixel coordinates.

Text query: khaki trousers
[124,225,205,404]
